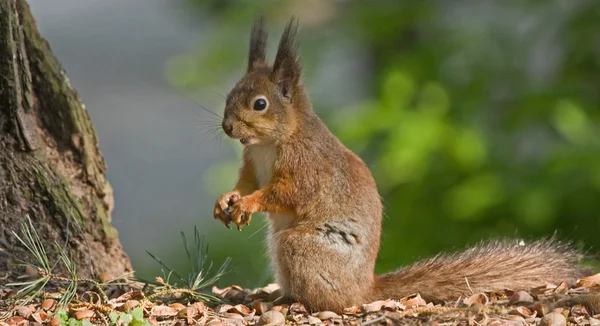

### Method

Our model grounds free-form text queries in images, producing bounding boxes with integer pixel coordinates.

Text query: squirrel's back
[375,238,593,303]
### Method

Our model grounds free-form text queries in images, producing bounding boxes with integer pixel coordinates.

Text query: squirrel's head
[222,16,305,146]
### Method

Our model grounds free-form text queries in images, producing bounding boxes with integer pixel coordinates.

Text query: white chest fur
[247,144,277,188]
[246,144,294,233]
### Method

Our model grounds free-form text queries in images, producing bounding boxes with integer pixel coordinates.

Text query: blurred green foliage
[166,0,600,285]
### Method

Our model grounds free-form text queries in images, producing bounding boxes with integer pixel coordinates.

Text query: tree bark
[0,0,132,280]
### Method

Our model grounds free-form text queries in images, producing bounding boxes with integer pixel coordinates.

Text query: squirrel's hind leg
[269,224,375,313]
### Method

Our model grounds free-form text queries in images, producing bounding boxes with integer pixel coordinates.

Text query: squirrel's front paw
[229,197,258,230]
[214,191,241,229]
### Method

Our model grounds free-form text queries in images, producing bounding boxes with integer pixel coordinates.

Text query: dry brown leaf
[189,302,207,314]
[361,300,387,312]
[122,300,140,312]
[578,273,600,288]
[289,302,308,315]
[74,309,95,320]
[50,316,61,326]
[509,290,534,304]
[216,304,234,314]
[207,319,225,326]
[464,293,489,306]
[571,304,591,322]
[150,305,179,317]
[343,306,360,314]
[539,311,567,326]
[231,304,254,316]
[224,289,246,302]
[554,281,569,294]
[16,304,36,318]
[178,307,198,320]
[314,311,340,320]
[252,300,273,315]
[6,316,27,326]
[222,312,245,321]
[41,299,56,311]
[257,310,285,326]
[534,301,549,316]
[260,283,280,294]
[98,272,113,283]
[31,311,49,324]
[400,293,427,307]
[505,315,525,322]
[169,302,186,311]
[307,315,322,324]
[509,306,536,318]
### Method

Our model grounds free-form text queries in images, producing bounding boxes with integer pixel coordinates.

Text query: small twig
[465,276,474,295]
[39,269,109,303]
[361,312,387,326]
[146,287,199,301]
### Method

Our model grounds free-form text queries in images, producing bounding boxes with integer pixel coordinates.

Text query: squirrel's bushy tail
[375,239,594,302]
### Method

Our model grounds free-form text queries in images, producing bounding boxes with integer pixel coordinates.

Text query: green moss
[92,196,118,240]
[35,169,85,224]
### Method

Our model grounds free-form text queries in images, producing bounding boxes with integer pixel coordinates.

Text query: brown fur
[213,17,594,313]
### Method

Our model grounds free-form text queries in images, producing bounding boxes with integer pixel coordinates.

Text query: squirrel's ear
[248,15,268,72]
[271,17,302,100]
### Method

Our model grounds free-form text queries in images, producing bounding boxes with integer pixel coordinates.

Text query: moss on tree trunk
[0,0,132,280]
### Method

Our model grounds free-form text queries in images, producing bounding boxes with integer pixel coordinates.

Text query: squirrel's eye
[253,97,268,111]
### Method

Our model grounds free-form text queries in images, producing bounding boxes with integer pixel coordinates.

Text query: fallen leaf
[465,293,489,306]
[307,315,321,324]
[509,291,534,304]
[578,273,600,288]
[49,316,61,326]
[509,306,536,318]
[539,311,567,326]
[7,316,25,325]
[189,302,207,314]
[122,300,140,312]
[553,281,569,294]
[534,302,549,316]
[222,312,245,321]
[257,310,285,326]
[98,272,113,283]
[216,304,234,314]
[74,310,95,320]
[289,302,308,315]
[16,304,36,318]
[178,307,199,321]
[314,311,340,320]
[224,289,246,302]
[362,300,386,312]
[343,306,360,314]
[400,294,427,307]
[252,300,273,315]
[31,311,50,323]
[233,304,254,316]
[150,305,179,317]
[207,319,225,326]
[41,299,56,311]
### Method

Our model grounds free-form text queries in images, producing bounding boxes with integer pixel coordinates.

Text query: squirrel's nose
[222,120,233,136]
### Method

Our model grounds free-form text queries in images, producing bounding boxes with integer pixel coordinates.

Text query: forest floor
[2,271,600,326]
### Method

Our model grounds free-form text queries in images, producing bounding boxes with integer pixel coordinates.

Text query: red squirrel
[213,16,593,313]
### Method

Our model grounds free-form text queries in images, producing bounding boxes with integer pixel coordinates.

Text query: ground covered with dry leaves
[2,273,600,326]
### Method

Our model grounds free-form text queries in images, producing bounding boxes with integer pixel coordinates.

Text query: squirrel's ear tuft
[248,15,268,72]
[271,17,302,99]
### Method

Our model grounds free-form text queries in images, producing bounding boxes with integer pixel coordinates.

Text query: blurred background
[29,0,600,287]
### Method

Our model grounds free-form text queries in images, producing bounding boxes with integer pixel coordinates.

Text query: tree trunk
[0,0,132,280]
